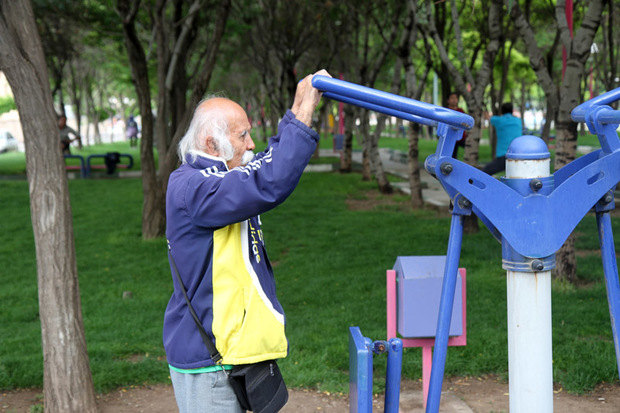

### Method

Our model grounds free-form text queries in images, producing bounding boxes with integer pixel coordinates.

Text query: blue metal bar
[572,87,620,122]
[322,92,438,127]
[426,215,464,413]
[596,211,620,376]
[593,106,620,125]
[384,338,403,413]
[312,76,473,130]
[63,154,87,178]
[349,327,373,413]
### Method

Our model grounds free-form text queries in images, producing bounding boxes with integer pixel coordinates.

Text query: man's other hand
[292,69,331,127]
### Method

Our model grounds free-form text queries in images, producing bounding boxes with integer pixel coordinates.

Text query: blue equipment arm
[311,75,473,131]
[572,87,620,122]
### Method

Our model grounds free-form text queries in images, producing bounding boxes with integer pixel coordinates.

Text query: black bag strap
[168,242,223,365]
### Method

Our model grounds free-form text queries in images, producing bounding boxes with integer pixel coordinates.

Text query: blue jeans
[170,368,245,413]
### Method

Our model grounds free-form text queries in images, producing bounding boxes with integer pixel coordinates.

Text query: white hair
[178,97,234,163]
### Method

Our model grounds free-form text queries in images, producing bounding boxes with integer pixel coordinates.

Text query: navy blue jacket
[164,110,319,369]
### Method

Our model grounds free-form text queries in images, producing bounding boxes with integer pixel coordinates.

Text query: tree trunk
[398,0,427,208]
[159,0,232,195]
[0,2,97,412]
[117,0,166,239]
[553,0,605,282]
[370,114,393,193]
[360,111,371,181]
[425,0,502,170]
[425,0,502,233]
[407,124,424,208]
[340,104,355,173]
[509,0,605,281]
[507,0,559,144]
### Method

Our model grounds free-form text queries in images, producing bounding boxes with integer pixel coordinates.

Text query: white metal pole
[505,156,553,413]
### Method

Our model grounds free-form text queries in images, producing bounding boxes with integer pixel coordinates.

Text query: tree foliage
[7,0,618,279]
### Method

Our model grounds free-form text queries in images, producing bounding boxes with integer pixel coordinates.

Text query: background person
[446,92,467,158]
[164,70,330,413]
[483,102,522,175]
[58,114,82,155]
[126,114,139,147]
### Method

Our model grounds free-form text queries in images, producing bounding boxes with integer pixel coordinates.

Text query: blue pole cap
[505,135,550,160]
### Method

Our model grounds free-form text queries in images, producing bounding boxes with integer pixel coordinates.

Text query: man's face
[447,94,458,109]
[225,106,255,169]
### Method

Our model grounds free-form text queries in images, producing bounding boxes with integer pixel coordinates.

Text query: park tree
[34,0,78,117]
[421,0,502,233]
[237,0,328,117]
[360,0,403,194]
[117,0,231,239]
[395,0,432,208]
[508,0,606,282]
[233,0,343,144]
[0,1,97,412]
[593,0,619,95]
[332,0,404,193]
[33,0,132,142]
[423,0,502,169]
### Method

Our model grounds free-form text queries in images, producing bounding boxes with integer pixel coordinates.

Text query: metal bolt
[440,162,453,175]
[457,197,471,209]
[531,260,544,271]
[530,179,543,192]
[601,192,614,205]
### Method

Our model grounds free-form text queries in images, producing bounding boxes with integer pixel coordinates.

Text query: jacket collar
[185,150,229,171]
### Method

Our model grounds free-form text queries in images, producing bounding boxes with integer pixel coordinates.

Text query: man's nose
[246,134,256,151]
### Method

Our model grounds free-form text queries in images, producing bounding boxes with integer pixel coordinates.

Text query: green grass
[0,179,170,392]
[0,139,618,396]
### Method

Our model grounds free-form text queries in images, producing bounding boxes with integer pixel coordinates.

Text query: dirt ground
[2,376,620,413]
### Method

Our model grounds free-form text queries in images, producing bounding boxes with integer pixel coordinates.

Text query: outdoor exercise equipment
[349,327,402,413]
[312,75,620,412]
[387,257,466,410]
[64,152,134,178]
[63,154,88,178]
[86,152,134,177]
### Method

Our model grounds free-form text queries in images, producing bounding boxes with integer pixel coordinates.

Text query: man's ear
[203,136,218,156]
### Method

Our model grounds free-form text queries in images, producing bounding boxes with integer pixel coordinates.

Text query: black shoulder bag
[168,245,288,413]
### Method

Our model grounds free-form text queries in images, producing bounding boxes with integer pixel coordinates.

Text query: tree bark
[407,124,424,208]
[340,104,355,173]
[369,114,393,193]
[0,2,97,412]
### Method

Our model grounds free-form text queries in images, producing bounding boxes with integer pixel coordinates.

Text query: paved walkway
[318,148,451,207]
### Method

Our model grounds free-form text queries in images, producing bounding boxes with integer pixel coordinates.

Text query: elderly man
[164,70,330,413]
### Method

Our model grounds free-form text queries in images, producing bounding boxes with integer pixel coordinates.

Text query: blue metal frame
[314,78,620,413]
[384,338,403,413]
[63,154,87,178]
[349,327,373,413]
[86,153,134,177]
[349,327,403,413]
